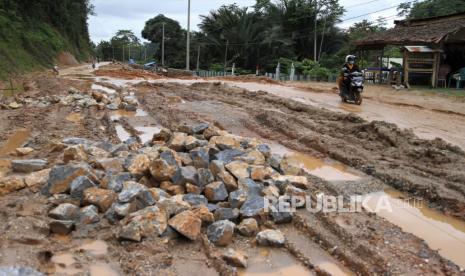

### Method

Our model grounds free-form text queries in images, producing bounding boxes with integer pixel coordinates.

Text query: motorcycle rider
[339,55,361,97]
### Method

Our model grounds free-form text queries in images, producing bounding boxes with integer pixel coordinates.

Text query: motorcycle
[340,71,364,105]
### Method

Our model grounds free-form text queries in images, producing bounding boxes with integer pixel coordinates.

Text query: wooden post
[196,45,200,72]
[360,49,364,69]
[432,52,439,88]
[403,50,410,88]
[379,47,384,84]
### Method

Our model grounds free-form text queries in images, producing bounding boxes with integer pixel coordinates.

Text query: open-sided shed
[355,12,465,88]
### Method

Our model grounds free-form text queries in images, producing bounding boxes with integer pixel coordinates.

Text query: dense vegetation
[0,0,93,78]
[398,0,465,19]
[131,0,398,76]
[97,0,350,76]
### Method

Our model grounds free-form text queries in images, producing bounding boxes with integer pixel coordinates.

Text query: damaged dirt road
[1,63,465,275]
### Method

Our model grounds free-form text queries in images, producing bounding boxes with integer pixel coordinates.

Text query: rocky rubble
[0,86,138,113]
[0,122,311,267]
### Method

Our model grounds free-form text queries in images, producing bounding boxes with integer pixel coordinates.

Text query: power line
[346,0,384,9]
[270,0,405,27]
[341,1,413,22]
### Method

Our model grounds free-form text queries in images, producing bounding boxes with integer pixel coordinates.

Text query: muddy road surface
[0,64,465,275]
[211,81,465,151]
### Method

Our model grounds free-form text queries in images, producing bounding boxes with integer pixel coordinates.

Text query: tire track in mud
[133,81,464,274]
[219,83,465,219]
[137,81,465,219]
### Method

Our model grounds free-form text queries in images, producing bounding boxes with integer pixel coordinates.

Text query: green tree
[197,0,345,72]
[96,40,112,61]
[111,30,140,46]
[142,14,185,68]
[108,30,141,61]
[398,0,465,19]
[0,0,93,77]
[199,4,269,70]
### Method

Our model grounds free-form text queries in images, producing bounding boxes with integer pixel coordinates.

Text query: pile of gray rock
[0,87,138,112]
[3,123,311,267]
[63,87,139,112]
[0,95,59,110]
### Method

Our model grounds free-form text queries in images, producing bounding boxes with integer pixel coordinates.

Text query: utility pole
[162,22,165,66]
[123,44,125,62]
[224,40,229,73]
[318,15,327,61]
[186,0,191,71]
[129,44,131,60]
[196,45,200,71]
[144,46,147,62]
[314,0,318,62]
[112,46,115,61]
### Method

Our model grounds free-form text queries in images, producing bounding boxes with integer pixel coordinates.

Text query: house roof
[355,12,465,48]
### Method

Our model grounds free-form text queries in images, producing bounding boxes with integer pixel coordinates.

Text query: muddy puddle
[172,258,218,276]
[52,253,119,276]
[0,129,32,177]
[91,84,117,94]
[166,96,186,104]
[66,113,82,123]
[363,187,465,268]
[268,143,360,182]
[0,129,32,156]
[281,226,353,275]
[0,159,10,178]
[239,247,312,276]
[51,240,119,275]
[115,125,131,142]
[89,263,120,276]
[52,253,82,275]
[338,103,361,113]
[79,240,108,256]
[92,79,161,144]
[134,126,161,144]
[110,109,148,120]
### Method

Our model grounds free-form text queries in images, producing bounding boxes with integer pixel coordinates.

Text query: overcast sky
[89,0,404,43]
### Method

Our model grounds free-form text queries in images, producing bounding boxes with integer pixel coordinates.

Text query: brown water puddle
[110,109,148,120]
[363,187,465,268]
[51,234,72,243]
[338,103,361,113]
[167,96,186,104]
[269,143,360,182]
[91,83,117,94]
[239,247,312,276]
[134,126,161,144]
[52,253,82,275]
[52,240,119,275]
[79,240,108,256]
[281,226,353,276]
[89,263,120,276]
[0,129,32,176]
[52,252,119,276]
[0,159,10,178]
[115,125,131,142]
[66,113,82,123]
[172,258,218,276]
[91,79,162,146]
[0,129,31,156]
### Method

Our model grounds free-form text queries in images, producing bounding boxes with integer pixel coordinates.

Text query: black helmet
[345,55,356,64]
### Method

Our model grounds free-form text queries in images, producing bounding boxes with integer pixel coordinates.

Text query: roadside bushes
[278,58,335,81]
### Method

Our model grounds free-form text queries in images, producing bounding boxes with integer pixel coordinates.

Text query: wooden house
[355,12,465,88]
